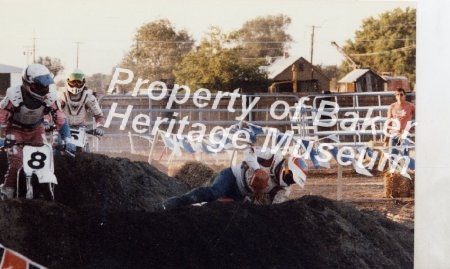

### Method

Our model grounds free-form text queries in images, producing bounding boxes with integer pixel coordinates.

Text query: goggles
[68,80,84,88]
[29,83,50,96]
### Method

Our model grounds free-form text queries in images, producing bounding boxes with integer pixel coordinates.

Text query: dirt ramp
[78,196,413,269]
[0,199,79,268]
[0,153,413,269]
[53,153,189,211]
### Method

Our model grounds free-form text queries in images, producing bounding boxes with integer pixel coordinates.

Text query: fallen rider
[162,147,306,210]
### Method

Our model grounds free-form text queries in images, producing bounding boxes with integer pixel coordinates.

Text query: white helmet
[256,148,274,167]
[22,63,54,102]
[66,68,86,95]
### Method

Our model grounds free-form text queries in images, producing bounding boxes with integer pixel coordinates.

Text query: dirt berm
[0,153,413,268]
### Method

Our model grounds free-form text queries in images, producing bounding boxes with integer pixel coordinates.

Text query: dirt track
[0,152,414,268]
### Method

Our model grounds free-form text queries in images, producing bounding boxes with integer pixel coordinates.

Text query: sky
[0,0,416,76]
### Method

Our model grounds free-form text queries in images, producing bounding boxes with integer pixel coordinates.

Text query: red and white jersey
[0,85,65,129]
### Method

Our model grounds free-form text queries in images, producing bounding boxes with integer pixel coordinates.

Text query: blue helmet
[22,63,54,101]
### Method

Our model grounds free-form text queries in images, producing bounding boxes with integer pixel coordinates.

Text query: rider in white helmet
[162,147,270,210]
[255,148,308,204]
[58,68,105,138]
[0,63,67,199]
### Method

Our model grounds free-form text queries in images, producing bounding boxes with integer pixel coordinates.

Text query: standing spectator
[385,88,416,169]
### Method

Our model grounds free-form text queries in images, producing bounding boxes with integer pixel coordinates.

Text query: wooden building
[337,68,386,93]
[260,55,330,93]
[0,64,23,95]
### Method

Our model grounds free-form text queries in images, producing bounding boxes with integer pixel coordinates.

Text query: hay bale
[383,172,414,198]
[383,172,394,198]
[173,161,217,188]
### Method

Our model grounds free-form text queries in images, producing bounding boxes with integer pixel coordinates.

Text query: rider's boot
[0,184,15,200]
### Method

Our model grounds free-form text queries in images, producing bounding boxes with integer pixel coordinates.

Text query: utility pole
[75,41,81,68]
[32,30,36,63]
[23,46,33,65]
[308,25,320,80]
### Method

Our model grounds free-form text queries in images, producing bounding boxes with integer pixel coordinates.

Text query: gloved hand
[272,188,291,204]
[43,121,56,132]
[251,191,268,205]
[65,142,77,154]
[94,127,104,136]
[4,134,16,148]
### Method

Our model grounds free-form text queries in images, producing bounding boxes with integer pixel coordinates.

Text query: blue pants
[389,135,415,170]
[164,167,244,209]
[59,119,72,141]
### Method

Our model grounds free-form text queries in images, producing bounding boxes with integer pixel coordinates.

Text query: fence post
[337,163,343,201]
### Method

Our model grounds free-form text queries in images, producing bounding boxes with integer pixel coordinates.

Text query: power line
[354,38,415,42]
[349,45,416,57]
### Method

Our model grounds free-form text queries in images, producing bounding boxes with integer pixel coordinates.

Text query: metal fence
[96,93,300,152]
[290,91,416,146]
[94,91,415,162]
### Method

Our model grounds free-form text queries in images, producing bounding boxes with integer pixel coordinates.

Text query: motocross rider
[162,147,270,210]
[255,148,308,204]
[58,68,105,140]
[0,64,67,199]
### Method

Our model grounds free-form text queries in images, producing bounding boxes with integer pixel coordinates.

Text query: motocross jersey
[270,154,296,187]
[255,149,297,190]
[231,148,262,196]
[0,85,61,128]
[58,87,104,127]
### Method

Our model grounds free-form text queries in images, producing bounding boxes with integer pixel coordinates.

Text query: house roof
[338,68,386,83]
[0,64,22,74]
[260,55,300,79]
[260,55,330,81]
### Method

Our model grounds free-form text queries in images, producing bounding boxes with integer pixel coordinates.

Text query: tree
[342,8,416,85]
[118,19,194,91]
[175,15,294,91]
[174,27,267,91]
[229,14,293,59]
[86,73,112,94]
[36,56,64,77]
[316,64,340,91]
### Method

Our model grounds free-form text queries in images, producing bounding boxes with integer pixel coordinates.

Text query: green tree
[174,27,267,91]
[342,8,416,85]
[118,19,194,91]
[86,73,112,94]
[36,56,64,77]
[230,14,293,59]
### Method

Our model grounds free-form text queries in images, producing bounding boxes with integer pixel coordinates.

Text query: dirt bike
[0,139,58,201]
[68,127,100,153]
[18,141,57,200]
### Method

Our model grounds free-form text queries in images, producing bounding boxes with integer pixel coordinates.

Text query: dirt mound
[172,161,217,188]
[53,153,188,212]
[0,153,413,268]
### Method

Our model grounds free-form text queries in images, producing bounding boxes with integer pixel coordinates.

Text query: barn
[261,55,330,93]
[337,68,386,92]
[0,64,23,95]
